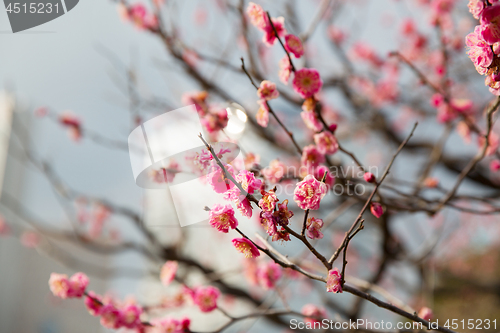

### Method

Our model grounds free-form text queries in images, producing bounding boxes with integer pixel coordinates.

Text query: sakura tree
[3,0,500,332]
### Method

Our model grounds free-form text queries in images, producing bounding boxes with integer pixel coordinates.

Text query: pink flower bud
[363,172,375,183]
[370,202,384,218]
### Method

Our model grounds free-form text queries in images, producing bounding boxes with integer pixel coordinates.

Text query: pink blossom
[59,112,82,141]
[326,268,342,293]
[256,100,269,127]
[430,0,455,15]
[257,80,279,100]
[292,68,323,99]
[478,131,499,156]
[274,199,294,226]
[278,56,292,84]
[262,159,286,183]
[302,304,327,324]
[67,272,89,298]
[364,172,376,183]
[244,152,260,169]
[480,5,500,45]
[351,42,383,68]
[424,177,439,188]
[328,26,346,44]
[329,123,338,133]
[49,273,71,299]
[0,215,9,236]
[262,16,287,46]
[100,304,122,329]
[466,26,493,74]
[284,34,304,58]
[201,108,228,134]
[306,217,324,239]
[301,145,325,169]
[121,303,143,329]
[418,307,433,321]
[235,169,262,194]
[468,0,484,19]
[150,317,189,333]
[294,174,327,210]
[258,262,282,289]
[246,2,266,30]
[259,189,279,212]
[192,286,220,312]
[370,202,384,218]
[182,91,208,115]
[301,111,323,132]
[84,291,104,316]
[208,204,238,233]
[160,261,178,286]
[314,131,339,155]
[490,159,500,172]
[207,164,235,193]
[314,165,335,188]
[232,238,260,258]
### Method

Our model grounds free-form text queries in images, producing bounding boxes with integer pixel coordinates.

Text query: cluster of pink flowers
[208,204,239,233]
[232,238,260,258]
[326,268,342,293]
[246,2,286,46]
[260,199,294,242]
[224,169,263,217]
[49,272,89,299]
[294,174,328,210]
[466,1,500,95]
[182,91,228,138]
[150,317,191,333]
[431,93,474,123]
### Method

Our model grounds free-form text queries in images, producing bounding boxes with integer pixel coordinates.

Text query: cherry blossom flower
[418,307,433,321]
[257,80,279,101]
[301,145,325,169]
[370,202,384,218]
[120,303,142,329]
[246,2,266,30]
[364,172,376,183]
[468,0,484,19]
[49,273,71,299]
[466,26,493,74]
[306,217,324,239]
[480,5,500,45]
[278,56,293,84]
[314,131,339,155]
[201,108,228,134]
[302,304,327,324]
[424,177,439,188]
[160,260,178,286]
[67,272,89,298]
[236,169,263,194]
[262,159,286,183]
[258,262,282,289]
[294,174,327,210]
[100,304,122,329]
[244,152,260,169]
[192,286,220,312]
[301,110,323,132]
[314,165,335,188]
[232,238,260,258]
[284,34,304,58]
[259,189,279,212]
[292,68,323,99]
[182,91,209,115]
[351,42,383,68]
[85,291,104,316]
[262,16,287,46]
[328,26,346,44]
[256,100,270,127]
[208,204,238,233]
[326,268,342,293]
[207,164,235,194]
